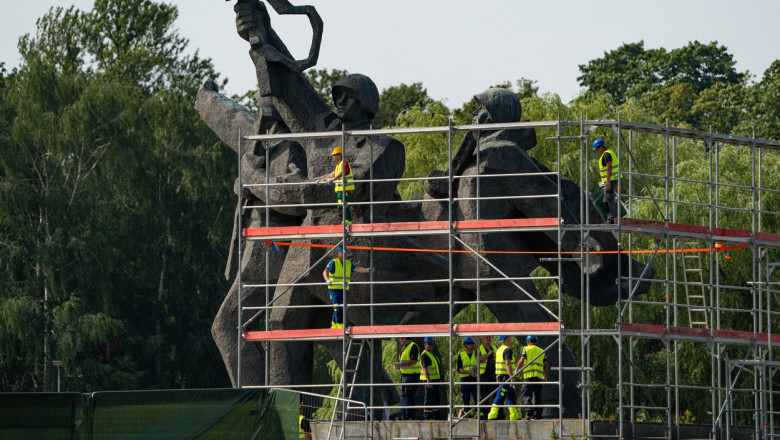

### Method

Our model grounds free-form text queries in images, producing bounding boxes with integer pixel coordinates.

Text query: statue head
[332,73,379,123]
[473,88,521,124]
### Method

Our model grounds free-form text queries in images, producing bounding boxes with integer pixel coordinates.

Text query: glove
[326,280,332,286]
[469,368,478,379]
[366,266,374,273]
[326,178,335,184]
[393,362,402,370]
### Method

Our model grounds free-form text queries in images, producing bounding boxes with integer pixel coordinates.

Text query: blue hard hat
[463,337,474,344]
[526,335,537,342]
[498,335,507,342]
[423,337,434,343]
[336,245,346,252]
[593,138,606,151]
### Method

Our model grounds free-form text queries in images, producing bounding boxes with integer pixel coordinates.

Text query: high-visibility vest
[333,160,355,192]
[521,344,545,379]
[420,350,441,381]
[495,344,515,376]
[458,350,478,378]
[598,148,620,184]
[479,343,498,375]
[400,342,421,375]
[329,259,351,291]
[299,415,306,439]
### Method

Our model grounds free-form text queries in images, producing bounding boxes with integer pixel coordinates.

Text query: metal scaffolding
[232,118,780,439]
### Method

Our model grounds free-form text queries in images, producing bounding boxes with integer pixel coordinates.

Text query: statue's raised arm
[231,0,332,133]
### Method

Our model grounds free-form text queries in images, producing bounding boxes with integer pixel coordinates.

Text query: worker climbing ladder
[680,240,709,328]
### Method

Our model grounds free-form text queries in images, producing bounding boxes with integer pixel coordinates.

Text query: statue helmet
[473,88,521,124]
[332,73,380,119]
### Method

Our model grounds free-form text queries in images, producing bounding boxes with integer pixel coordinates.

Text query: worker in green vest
[322,245,372,328]
[319,146,355,224]
[420,337,444,420]
[516,335,549,420]
[488,335,519,420]
[394,337,421,420]
[456,337,479,418]
[298,401,312,440]
[593,138,620,224]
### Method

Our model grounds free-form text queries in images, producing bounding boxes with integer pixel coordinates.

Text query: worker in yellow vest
[477,336,498,418]
[394,337,421,420]
[456,337,478,418]
[516,335,549,420]
[488,335,519,420]
[322,245,372,328]
[319,146,355,224]
[420,337,444,420]
[592,138,620,224]
[298,401,312,440]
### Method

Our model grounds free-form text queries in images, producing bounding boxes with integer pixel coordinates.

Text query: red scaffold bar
[620,218,780,247]
[243,322,560,342]
[243,217,560,240]
[618,322,780,347]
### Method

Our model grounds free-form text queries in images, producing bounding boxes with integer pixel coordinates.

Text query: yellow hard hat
[331,146,343,156]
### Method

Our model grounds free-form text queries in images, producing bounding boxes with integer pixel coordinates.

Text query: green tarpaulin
[0,388,303,440]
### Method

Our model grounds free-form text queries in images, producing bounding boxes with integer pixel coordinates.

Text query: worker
[592,138,620,224]
[477,336,498,418]
[319,146,355,224]
[420,336,444,420]
[321,245,372,328]
[298,401,312,440]
[394,337,421,420]
[456,337,479,418]
[488,335,519,420]
[516,335,549,420]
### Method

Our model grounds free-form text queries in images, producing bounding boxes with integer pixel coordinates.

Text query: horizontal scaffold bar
[243,217,560,240]
[618,322,780,347]
[243,321,561,342]
[620,218,780,249]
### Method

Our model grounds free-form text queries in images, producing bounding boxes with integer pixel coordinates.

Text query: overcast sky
[2,1,779,109]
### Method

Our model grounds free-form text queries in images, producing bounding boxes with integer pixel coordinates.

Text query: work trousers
[336,191,352,223]
[460,376,477,415]
[400,374,419,420]
[603,180,617,223]
[521,377,543,418]
[423,381,443,420]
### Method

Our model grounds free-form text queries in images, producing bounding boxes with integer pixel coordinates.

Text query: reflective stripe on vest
[299,415,305,439]
[400,341,421,375]
[329,259,351,291]
[333,160,355,192]
[479,344,498,375]
[522,344,545,379]
[420,350,441,381]
[598,148,620,183]
[495,344,515,376]
[458,350,478,378]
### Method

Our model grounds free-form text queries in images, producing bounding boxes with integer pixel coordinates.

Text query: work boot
[508,407,519,421]
[487,406,499,420]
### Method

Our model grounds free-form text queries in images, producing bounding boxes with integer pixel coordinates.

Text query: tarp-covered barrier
[0,392,86,440]
[0,388,303,440]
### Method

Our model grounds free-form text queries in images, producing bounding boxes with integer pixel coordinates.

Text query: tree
[578,41,743,104]
[374,82,430,128]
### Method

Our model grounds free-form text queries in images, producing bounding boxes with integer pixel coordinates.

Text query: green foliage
[578,41,743,105]
[374,82,430,128]
[0,0,230,392]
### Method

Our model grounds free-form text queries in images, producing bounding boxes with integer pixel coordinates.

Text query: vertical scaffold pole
[555,117,564,432]
[616,113,624,440]
[340,127,348,428]
[264,122,271,387]
[237,127,243,389]
[447,118,455,439]
[369,124,375,425]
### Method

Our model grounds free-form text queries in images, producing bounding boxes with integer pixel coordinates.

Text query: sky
[2,0,780,109]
